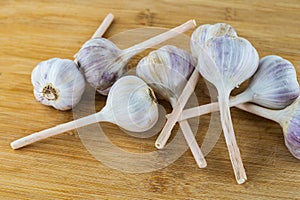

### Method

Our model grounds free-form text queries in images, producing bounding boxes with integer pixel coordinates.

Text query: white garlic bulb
[11,76,159,149]
[136,45,195,101]
[244,55,300,109]
[137,45,207,168]
[190,23,237,58]
[31,58,86,111]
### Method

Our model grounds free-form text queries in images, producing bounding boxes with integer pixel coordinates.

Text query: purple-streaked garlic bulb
[31,58,85,111]
[196,35,259,184]
[30,14,114,111]
[75,20,196,95]
[155,23,239,148]
[178,55,300,121]
[243,55,299,109]
[136,45,207,168]
[11,76,159,150]
[190,23,237,58]
[236,98,300,160]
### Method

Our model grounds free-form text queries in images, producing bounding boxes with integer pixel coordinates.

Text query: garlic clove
[11,75,159,149]
[246,55,299,109]
[75,20,197,96]
[31,58,86,111]
[190,23,237,58]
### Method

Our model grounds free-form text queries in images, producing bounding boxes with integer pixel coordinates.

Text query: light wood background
[0,0,299,199]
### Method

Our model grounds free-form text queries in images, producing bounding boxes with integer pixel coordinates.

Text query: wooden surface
[0,0,299,199]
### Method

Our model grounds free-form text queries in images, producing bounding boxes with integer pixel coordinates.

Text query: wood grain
[0,0,299,199]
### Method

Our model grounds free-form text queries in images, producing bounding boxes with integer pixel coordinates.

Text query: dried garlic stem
[218,90,247,184]
[178,92,253,121]
[10,113,108,150]
[74,13,114,60]
[169,98,207,168]
[123,20,197,58]
[92,13,114,38]
[236,104,280,123]
[155,70,200,149]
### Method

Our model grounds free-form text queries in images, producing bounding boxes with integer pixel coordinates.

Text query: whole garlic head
[246,55,299,109]
[102,75,159,132]
[136,45,195,101]
[31,58,86,111]
[75,38,123,96]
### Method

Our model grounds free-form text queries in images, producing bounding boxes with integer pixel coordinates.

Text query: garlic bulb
[244,55,299,109]
[11,76,159,149]
[156,23,238,149]
[190,23,237,58]
[177,55,300,120]
[137,45,195,101]
[236,99,300,160]
[75,20,196,95]
[196,35,259,184]
[31,13,114,110]
[31,58,86,111]
[137,45,207,168]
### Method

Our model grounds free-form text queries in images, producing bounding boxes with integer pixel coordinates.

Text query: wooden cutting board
[0,0,299,199]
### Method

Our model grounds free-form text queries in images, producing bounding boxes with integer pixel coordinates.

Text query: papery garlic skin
[136,45,195,101]
[191,23,237,58]
[246,55,299,109]
[102,75,159,132]
[75,38,123,96]
[31,58,86,111]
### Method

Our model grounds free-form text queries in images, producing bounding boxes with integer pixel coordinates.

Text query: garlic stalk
[11,76,159,150]
[155,23,238,150]
[196,36,259,184]
[31,13,114,111]
[136,45,207,168]
[178,55,300,120]
[75,20,196,95]
[236,100,300,160]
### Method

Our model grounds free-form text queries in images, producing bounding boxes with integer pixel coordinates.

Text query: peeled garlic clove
[191,23,237,58]
[31,58,86,111]
[136,45,195,101]
[247,55,299,109]
[11,75,159,149]
[75,20,197,96]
